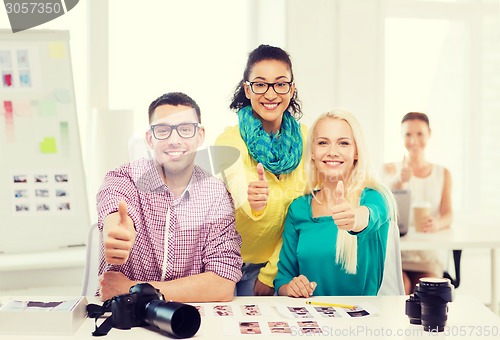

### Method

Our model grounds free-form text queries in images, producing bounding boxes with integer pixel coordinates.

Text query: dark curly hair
[229,44,303,120]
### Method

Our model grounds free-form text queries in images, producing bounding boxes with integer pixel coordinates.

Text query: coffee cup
[413,202,431,232]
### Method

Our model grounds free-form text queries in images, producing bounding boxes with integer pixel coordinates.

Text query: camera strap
[86,300,114,336]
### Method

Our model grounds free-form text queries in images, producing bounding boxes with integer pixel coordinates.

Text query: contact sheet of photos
[191,302,376,336]
[12,171,71,214]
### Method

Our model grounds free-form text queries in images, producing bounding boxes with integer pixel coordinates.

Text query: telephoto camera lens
[146,300,201,338]
[412,277,454,332]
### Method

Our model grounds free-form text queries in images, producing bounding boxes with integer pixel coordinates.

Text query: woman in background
[215,44,308,296]
[383,112,453,294]
[274,109,396,297]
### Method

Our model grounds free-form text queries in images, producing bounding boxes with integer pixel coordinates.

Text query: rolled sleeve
[349,188,389,239]
[203,188,243,283]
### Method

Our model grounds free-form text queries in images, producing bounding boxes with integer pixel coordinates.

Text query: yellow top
[214,124,308,287]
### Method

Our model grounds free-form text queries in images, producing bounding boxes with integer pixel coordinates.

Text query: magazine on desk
[0,297,81,312]
[0,296,87,335]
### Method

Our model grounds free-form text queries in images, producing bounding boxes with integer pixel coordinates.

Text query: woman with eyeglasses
[215,44,308,296]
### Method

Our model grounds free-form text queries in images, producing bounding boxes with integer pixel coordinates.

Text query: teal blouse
[274,188,390,296]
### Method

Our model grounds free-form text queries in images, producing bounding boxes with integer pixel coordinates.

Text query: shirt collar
[173,176,192,204]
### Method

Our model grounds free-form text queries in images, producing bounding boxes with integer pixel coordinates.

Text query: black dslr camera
[112,283,201,338]
[405,277,454,332]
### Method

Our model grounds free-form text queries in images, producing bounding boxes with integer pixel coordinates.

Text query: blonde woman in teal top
[274,109,397,297]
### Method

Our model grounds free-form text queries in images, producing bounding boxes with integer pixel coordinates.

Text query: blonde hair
[305,109,397,274]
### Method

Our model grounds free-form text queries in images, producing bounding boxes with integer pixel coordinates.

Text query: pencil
[306,301,356,309]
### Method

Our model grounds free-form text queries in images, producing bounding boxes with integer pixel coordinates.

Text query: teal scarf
[237,105,303,175]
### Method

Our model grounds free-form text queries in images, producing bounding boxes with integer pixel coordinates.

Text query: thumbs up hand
[400,155,413,184]
[247,163,269,211]
[335,180,345,205]
[331,181,356,231]
[104,200,136,265]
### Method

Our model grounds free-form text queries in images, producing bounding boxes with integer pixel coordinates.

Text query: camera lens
[405,294,421,325]
[421,300,449,332]
[145,300,201,338]
[415,278,454,332]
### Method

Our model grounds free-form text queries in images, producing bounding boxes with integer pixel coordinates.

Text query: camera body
[111,283,162,329]
[110,282,201,338]
[405,277,454,332]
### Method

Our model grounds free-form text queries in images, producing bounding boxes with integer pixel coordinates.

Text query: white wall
[287,0,386,168]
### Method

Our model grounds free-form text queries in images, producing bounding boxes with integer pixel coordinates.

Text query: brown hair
[401,112,430,128]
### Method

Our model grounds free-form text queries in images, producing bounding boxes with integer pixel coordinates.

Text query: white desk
[400,225,500,314]
[0,295,498,339]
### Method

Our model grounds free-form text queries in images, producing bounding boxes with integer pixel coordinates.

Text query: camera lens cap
[419,277,452,287]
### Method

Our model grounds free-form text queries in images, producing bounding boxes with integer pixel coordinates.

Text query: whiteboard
[0,29,89,253]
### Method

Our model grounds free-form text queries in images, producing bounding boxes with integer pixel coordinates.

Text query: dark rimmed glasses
[150,123,201,140]
[245,81,293,94]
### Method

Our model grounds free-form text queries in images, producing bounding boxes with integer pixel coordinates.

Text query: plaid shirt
[96,158,242,284]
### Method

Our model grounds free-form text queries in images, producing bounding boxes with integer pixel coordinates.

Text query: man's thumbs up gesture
[104,200,136,265]
[331,181,356,231]
[247,163,269,211]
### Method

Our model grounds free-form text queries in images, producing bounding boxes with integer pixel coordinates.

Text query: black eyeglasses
[245,81,293,94]
[150,123,201,140]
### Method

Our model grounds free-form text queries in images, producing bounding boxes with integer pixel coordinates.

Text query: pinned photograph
[14,189,28,198]
[300,327,323,334]
[2,71,13,87]
[57,202,70,211]
[240,304,261,316]
[55,189,67,197]
[213,304,233,317]
[268,321,291,334]
[36,203,50,211]
[35,189,49,197]
[16,50,29,68]
[19,70,31,87]
[15,204,29,212]
[238,322,261,335]
[287,306,313,319]
[13,175,27,183]
[34,175,48,183]
[345,305,370,317]
[314,306,341,318]
[55,174,68,182]
[298,320,319,327]
[0,50,11,67]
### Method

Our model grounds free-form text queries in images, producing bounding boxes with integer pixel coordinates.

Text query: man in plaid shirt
[96,92,242,302]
